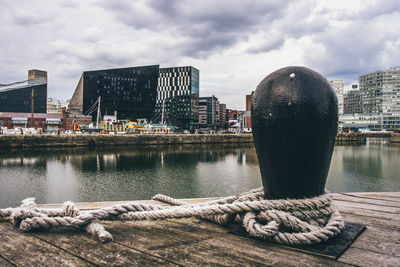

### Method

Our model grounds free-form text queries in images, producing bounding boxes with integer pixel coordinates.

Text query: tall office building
[329,80,344,115]
[359,67,400,115]
[219,103,227,129]
[0,70,47,113]
[156,66,199,130]
[68,65,159,121]
[344,86,362,114]
[341,68,400,131]
[198,95,219,129]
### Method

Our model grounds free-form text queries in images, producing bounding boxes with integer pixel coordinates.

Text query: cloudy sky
[0,0,399,110]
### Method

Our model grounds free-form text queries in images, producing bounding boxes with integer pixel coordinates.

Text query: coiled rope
[0,187,344,245]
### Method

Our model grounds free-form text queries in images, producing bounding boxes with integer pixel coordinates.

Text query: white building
[329,79,344,116]
[359,67,400,116]
[47,98,67,113]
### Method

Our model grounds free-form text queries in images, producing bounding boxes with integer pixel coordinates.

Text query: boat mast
[161,99,165,124]
[96,96,101,128]
[31,89,34,127]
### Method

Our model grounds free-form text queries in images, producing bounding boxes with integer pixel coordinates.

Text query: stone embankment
[1,132,396,149]
[0,134,254,149]
[364,131,392,138]
[335,133,366,145]
[391,132,400,143]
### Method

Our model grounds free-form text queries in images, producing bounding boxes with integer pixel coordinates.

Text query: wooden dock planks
[0,192,399,266]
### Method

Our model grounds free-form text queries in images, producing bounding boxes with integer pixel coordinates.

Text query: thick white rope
[0,187,344,245]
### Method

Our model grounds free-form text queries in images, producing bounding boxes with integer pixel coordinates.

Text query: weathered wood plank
[0,255,15,267]
[36,198,221,211]
[35,200,158,210]
[346,192,400,201]
[339,247,400,267]
[333,200,400,218]
[338,192,400,203]
[341,213,400,232]
[114,219,348,266]
[102,220,270,267]
[3,192,400,266]
[337,202,400,230]
[30,230,180,266]
[333,193,400,208]
[0,223,93,267]
[345,225,400,257]
[169,215,400,260]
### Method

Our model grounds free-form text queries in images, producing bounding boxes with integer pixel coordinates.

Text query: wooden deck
[1,192,399,266]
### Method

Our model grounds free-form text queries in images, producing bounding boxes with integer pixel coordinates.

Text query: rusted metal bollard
[252,66,338,199]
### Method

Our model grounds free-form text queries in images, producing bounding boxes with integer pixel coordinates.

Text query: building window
[0,120,4,126]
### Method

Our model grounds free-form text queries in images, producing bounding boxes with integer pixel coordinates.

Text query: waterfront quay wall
[2,132,394,149]
[335,133,366,145]
[391,132,400,143]
[0,134,254,149]
[364,132,392,138]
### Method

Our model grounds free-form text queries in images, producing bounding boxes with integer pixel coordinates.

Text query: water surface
[0,140,399,208]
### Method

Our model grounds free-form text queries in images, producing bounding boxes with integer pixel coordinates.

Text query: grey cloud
[347,0,400,20]
[97,0,294,58]
[275,0,327,38]
[178,32,240,58]
[12,9,49,26]
[1,0,399,105]
[61,0,80,8]
[246,35,285,54]
[304,5,400,82]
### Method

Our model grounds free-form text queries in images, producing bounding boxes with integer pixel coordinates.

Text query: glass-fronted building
[68,65,159,121]
[155,66,199,130]
[0,77,47,113]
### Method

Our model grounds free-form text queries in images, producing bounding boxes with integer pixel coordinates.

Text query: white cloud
[0,0,399,110]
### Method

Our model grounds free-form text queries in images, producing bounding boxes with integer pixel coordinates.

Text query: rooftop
[0,78,46,93]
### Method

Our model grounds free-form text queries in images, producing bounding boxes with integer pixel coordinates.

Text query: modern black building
[69,65,159,121]
[0,70,47,113]
[155,66,199,130]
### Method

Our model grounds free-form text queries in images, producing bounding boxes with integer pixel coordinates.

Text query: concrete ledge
[335,133,366,145]
[0,134,254,149]
[391,132,400,143]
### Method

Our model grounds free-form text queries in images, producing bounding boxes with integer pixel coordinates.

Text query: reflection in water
[327,138,400,192]
[0,141,399,208]
[0,144,261,208]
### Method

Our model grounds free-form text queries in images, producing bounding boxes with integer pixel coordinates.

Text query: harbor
[1,192,399,266]
[1,141,399,209]
[1,1,400,266]
[0,132,399,150]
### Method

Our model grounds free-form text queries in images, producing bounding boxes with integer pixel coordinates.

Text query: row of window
[158,76,191,87]
[157,90,191,99]
[0,119,63,126]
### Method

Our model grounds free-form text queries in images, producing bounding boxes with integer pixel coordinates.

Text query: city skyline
[0,0,399,110]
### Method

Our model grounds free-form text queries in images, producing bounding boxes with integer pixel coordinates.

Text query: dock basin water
[0,139,399,208]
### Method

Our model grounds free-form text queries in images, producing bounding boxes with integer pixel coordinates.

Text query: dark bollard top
[251,66,338,199]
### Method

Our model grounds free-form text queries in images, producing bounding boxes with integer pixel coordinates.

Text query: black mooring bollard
[252,66,338,199]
